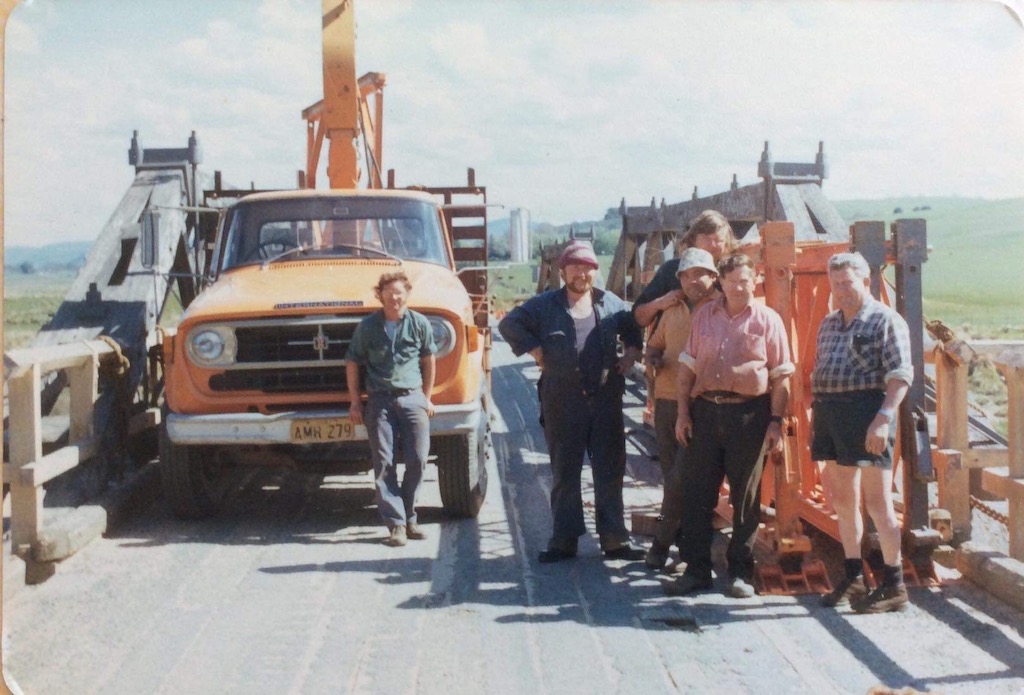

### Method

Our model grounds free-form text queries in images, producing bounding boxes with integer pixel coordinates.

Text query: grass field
[3,269,76,351]
[832,197,1024,339]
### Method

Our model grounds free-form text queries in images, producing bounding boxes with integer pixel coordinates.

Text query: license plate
[291,418,360,443]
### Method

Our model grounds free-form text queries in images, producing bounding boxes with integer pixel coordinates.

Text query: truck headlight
[186,326,237,367]
[428,317,457,358]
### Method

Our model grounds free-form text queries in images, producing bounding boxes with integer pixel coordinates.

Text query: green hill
[832,196,1024,336]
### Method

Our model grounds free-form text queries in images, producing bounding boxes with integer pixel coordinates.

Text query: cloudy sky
[4,0,1023,247]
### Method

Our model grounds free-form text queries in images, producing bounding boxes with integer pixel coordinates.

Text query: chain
[970,495,1009,526]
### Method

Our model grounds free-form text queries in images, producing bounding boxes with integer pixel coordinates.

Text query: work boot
[821,575,868,608]
[852,583,909,614]
[603,544,645,562]
[538,547,577,563]
[662,573,713,597]
[644,541,670,570]
[406,523,427,540]
[386,525,408,547]
[727,576,756,599]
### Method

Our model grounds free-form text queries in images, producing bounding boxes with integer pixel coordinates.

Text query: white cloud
[4,0,1023,246]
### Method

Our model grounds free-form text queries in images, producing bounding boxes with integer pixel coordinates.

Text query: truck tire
[159,423,226,519]
[435,428,488,519]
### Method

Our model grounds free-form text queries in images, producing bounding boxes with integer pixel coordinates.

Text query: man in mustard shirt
[643,248,719,569]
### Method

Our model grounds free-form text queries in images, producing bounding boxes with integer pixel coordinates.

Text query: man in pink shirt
[663,254,794,599]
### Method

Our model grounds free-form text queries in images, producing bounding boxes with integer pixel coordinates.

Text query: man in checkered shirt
[812,252,913,614]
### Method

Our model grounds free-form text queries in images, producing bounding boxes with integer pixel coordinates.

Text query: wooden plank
[964,448,1008,469]
[971,340,1024,359]
[796,183,848,242]
[444,205,487,218]
[16,438,99,487]
[453,247,487,263]
[980,468,1024,500]
[627,182,766,233]
[450,224,487,241]
[773,184,816,239]
[5,340,113,378]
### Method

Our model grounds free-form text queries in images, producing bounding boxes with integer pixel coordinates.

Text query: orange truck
[157,1,491,519]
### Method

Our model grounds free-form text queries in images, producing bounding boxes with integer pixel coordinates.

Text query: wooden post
[68,350,100,442]
[8,363,45,552]
[993,352,1024,560]
[933,342,972,540]
[605,233,628,298]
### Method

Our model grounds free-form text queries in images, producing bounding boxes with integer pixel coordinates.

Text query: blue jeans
[364,390,431,528]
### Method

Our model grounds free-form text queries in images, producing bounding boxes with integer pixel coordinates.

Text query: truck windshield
[220,197,450,271]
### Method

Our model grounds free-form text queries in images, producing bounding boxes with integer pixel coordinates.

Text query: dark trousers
[678,394,770,581]
[653,398,684,549]
[541,387,630,551]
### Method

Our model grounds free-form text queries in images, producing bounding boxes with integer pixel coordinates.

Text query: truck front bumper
[166,402,482,445]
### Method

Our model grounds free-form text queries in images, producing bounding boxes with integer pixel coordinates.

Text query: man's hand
[349,399,364,426]
[424,393,436,417]
[764,420,784,453]
[865,415,890,455]
[659,289,685,309]
[675,411,693,446]
[528,347,544,370]
[645,348,665,370]
[616,347,642,374]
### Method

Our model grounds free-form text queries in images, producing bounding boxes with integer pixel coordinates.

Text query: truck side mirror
[141,209,160,269]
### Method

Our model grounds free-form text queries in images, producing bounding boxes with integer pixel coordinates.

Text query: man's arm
[634,289,685,328]
[346,360,364,425]
[498,297,543,357]
[645,312,668,369]
[865,378,910,456]
[675,363,697,446]
[420,354,436,417]
[632,259,679,328]
[764,374,791,452]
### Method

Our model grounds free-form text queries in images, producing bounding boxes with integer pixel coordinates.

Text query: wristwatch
[877,408,896,423]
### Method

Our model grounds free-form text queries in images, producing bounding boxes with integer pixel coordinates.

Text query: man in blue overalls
[499,241,644,563]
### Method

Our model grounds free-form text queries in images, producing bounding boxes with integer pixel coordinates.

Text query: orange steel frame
[757,221,938,572]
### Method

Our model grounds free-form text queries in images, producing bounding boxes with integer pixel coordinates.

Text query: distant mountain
[4,241,92,270]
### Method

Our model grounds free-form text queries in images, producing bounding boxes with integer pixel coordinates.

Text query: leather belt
[372,388,416,398]
[699,391,758,405]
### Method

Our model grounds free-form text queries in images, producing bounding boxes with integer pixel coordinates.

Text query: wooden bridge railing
[3,340,117,554]
[933,339,1024,560]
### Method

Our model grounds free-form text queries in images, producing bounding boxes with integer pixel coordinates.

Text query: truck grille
[235,322,355,363]
[209,368,346,393]
[210,316,366,393]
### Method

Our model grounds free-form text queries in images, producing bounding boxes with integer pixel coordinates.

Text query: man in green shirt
[346,271,437,547]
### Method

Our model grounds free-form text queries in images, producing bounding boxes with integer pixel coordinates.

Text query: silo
[509,208,531,263]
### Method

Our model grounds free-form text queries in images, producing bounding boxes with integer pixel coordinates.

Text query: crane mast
[304,0,385,190]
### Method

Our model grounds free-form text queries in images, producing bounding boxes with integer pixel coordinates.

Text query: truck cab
[160,188,489,519]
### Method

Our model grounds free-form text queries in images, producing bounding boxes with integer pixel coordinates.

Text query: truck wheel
[435,429,488,518]
[159,424,226,519]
